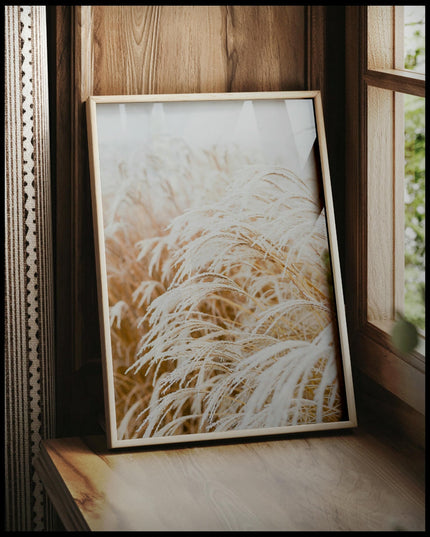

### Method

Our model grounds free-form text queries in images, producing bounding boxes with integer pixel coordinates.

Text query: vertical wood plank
[366,6,398,323]
[72,6,100,373]
[307,6,326,101]
[394,7,405,70]
[221,6,306,92]
[324,7,346,269]
[345,6,367,334]
[393,93,405,313]
[48,6,104,437]
[393,8,405,313]
[47,5,74,436]
[367,86,395,321]
[367,6,395,71]
[90,6,163,95]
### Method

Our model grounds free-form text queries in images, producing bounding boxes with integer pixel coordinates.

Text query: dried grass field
[98,100,346,440]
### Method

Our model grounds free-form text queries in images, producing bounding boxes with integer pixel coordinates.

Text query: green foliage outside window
[403,10,425,332]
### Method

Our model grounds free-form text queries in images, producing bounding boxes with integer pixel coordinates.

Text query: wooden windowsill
[368,319,426,364]
[35,426,425,531]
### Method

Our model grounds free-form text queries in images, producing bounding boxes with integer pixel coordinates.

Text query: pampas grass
[100,134,342,440]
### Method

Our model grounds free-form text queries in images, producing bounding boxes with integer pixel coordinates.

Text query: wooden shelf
[35,429,425,531]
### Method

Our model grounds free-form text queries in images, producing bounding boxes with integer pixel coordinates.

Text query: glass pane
[404,5,425,74]
[404,94,425,332]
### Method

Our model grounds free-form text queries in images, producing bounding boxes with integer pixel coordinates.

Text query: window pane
[404,94,425,331]
[404,5,425,74]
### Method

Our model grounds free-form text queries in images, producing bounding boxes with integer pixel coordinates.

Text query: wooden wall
[47,5,340,437]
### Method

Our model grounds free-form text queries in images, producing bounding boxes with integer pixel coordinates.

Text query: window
[345,6,425,415]
[403,7,425,334]
[366,6,425,348]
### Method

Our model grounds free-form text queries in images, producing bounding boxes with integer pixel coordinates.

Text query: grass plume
[100,135,343,440]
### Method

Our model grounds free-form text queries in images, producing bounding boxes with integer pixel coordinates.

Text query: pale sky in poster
[97,98,318,182]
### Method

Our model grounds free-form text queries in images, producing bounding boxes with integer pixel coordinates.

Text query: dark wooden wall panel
[48,5,325,437]
[87,6,306,95]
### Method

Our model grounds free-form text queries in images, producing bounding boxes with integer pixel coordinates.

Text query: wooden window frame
[345,6,425,416]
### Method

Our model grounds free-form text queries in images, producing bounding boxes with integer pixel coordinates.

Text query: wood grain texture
[364,69,425,97]
[367,6,394,70]
[307,6,326,101]
[88,6,306,95]
[36,431,425,531]
[72,6,100,374]
[367,85,395,321]
[393,91,405,313]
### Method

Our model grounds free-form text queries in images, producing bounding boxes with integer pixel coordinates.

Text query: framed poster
[86,91,357,449]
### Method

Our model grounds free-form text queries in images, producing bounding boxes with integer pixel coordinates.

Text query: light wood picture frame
[86,91,357,449]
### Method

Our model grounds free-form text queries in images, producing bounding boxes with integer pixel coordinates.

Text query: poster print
[86,91,357,448]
